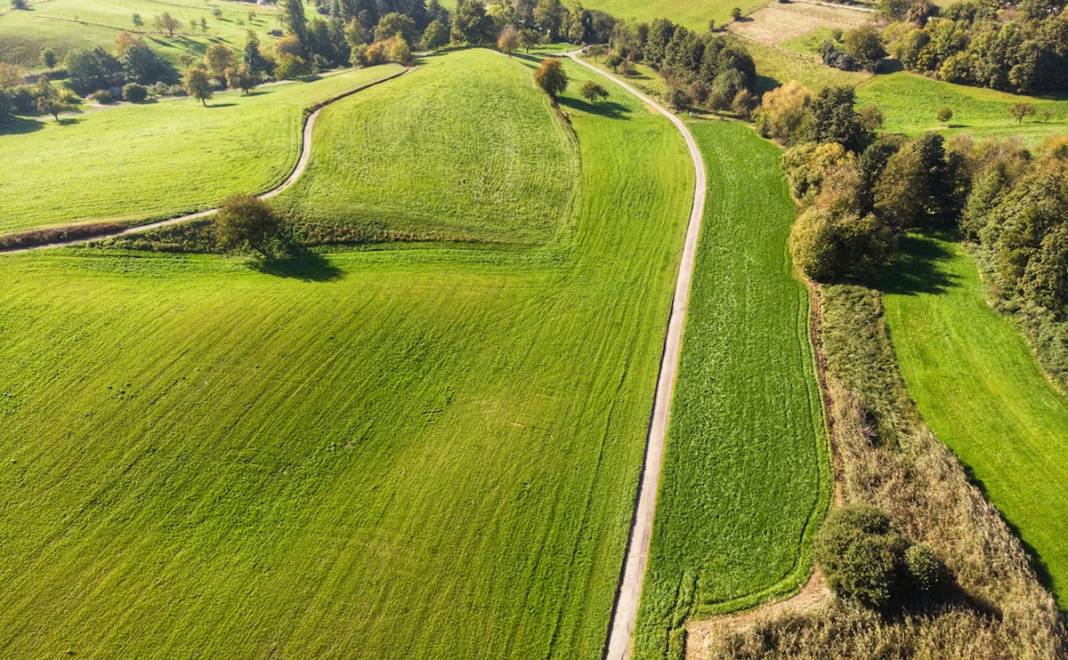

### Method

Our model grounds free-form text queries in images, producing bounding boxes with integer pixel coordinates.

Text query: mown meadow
[0,0,287,69]
[634,120,830,658]
[882,235,1068,610]
[857,72,1068,146]
[0,51,696,657]
[0,64,403,237]
[274,50,576,245]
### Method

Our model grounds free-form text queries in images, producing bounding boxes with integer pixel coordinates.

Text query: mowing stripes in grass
[634,120,830,658]
[0,53,695,657]
[273,50,577,245]
[882,235,1068,610]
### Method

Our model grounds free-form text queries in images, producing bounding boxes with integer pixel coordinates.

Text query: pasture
[273,50,576,245]
[0,0,286,69]
[857,72,1068,146]
[0,64,404,238]
[0,51,697,657]
[634,120,830,658]
[882,235,1068,610]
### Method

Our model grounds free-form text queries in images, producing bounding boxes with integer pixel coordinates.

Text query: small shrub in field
[580,81,608,104]
[214,195,285,259]
[123,83,148,102]
[937,106,953,124]
[904,544,948,593]
[90,89,116,104]
[814,505,907,611]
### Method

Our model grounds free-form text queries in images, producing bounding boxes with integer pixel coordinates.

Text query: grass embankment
[634,120,830,658]
[742,39,871,93]
[0,0,287,69]
[857,72,1068,146]
[882,235,1068,610]
[0,51,695,657]
[273,51,576,245]
[0,64,403,238]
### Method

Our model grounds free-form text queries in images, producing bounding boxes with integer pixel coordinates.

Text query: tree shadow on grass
[0,117,45,135]
[208,102,238,109]
[875,234,958,296]
[558,95,630,118]
[253,249,343,282]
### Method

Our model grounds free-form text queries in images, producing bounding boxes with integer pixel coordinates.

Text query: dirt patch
[686,570,833,656]
[729,2,873,46]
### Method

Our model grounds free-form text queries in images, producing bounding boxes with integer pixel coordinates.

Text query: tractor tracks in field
[0,66,413,255]
[566,51,708,660]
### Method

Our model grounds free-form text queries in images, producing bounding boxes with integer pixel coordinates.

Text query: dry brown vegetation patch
[728,2,873,46]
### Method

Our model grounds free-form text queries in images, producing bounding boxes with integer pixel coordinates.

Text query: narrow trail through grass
[0,64,404,237]
[633,120,830,659]
[883,235,1068,610]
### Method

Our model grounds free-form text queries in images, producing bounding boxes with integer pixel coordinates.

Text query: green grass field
[742,38,871,93]
[583,0,764,29]
[0,64,404,237]
[273,51,577,245]
[0,0,286,69]
[0,51,696,657]
[857,72,1068,146]
[634,120,830,658]
[882,235,1068,610]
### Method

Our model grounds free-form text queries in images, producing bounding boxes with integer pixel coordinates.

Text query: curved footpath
[1,66,413,255]
[566,53,708,660]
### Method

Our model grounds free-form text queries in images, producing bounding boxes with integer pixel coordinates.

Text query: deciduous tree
[183,66,213,106]
[533,58,567,100]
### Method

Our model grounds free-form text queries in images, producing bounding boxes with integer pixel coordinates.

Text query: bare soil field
[729,2,874,48]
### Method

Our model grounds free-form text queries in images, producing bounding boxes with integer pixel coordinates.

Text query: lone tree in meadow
[33,79,78,121]
[581,81,608,104]
[155,12,181,37]
[731,7,743,21]
[132,13,143,28]
[497,25,520,56]
[1009,102,1035,124]
[937,106,953,124]
[534,58,567,101]
[183,66,214,106]
[215,195,285,259]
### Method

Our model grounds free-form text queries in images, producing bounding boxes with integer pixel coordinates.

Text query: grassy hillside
[634,120,830,658]
[857,72,1068,146]
[0,52,695,657]
[882,235,1068,610]
[742,39,871,93]
[274,51,577,245]
[0,0,286,69]
[582,0,764,29]
[0,64,404,237]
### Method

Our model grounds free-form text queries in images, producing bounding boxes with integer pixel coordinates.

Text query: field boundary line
[566,51,708,660]
[0,66,413,254]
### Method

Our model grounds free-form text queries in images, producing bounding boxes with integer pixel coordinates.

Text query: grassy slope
[743,38,871,93]
[857,72,1068,146]
[0,53,694,657]
[882,235,1068,610]
[0,64,404,237]
[635,120,830,658]
[0,0,286,69]
[581,0,764,29]
[274,51,576,245]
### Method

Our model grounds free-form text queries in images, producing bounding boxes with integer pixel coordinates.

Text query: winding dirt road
[1,66,412,254]
[566,53,708,660]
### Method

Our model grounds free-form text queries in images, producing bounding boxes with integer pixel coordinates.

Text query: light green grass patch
[857,72,1068,146]
[882,235,1068,610]
[273,50,577,245]
[634,120,830,658]
[0,0,287,69]
[781,27,837,58]
[0,52,696,657]
[0,64,404,237]
[743,38,871,93]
